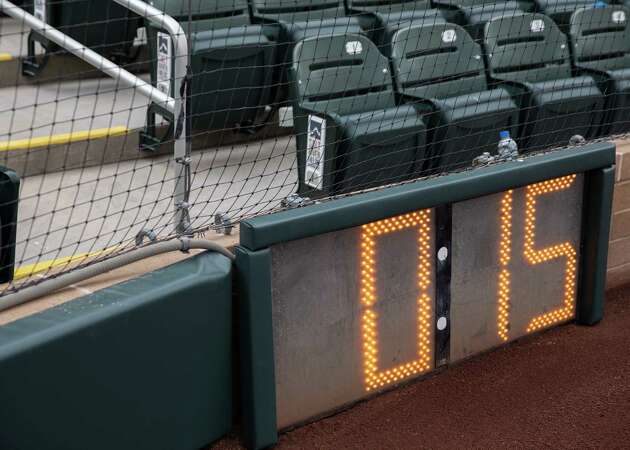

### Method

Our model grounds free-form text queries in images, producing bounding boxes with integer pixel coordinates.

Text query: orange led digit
[360,210,432,392]
[524,175,578,332]
[497,175,578,340]
[497,190,513,342]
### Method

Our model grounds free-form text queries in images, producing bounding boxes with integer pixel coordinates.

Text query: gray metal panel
[269,173,585,429]
[271,213,436,429]
[450,174,583,362]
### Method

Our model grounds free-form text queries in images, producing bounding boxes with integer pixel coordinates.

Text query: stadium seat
[251,0,364,41]
[345,0,445,55]
[484,13,605,150]
[23,0,141,76]
[534,0,608,31]
[432,0,531,40]
[291,34,427,195]
[391,23,519,170]
[141,0,277,150]
[570,4,630,134]
[251,0,366,105]
[0,167,19,284]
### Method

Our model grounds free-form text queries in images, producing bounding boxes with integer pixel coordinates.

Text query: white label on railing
[305,115,326,189]
[530,19,545,33]
[34,0,46,22]
[612,10,626,23]
[279,106,294,128]
[345,41,363,55]
[157,32,172,96]
[442,29,457,43]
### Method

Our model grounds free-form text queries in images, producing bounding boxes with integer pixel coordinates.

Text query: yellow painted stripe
[14,245,119,280]
[0,126,129,152]
[0,53,12,62]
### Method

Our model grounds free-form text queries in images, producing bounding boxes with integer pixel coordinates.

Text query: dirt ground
[213,283,630,449]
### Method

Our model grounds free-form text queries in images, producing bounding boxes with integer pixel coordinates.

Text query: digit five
[497,175,578,341]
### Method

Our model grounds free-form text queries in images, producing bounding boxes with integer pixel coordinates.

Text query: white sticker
[156,32,172,96]
[34,0,46,22]
[612,10,626,24]
[441,29,457,43]
[305,115,326,189]
[278,106,294,128]
[530,19,545,33]
[345,41,363,55]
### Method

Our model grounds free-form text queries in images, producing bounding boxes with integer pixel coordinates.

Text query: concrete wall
[608,139,630,289]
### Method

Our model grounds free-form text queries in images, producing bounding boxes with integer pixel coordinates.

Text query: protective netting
[0,0,626,295]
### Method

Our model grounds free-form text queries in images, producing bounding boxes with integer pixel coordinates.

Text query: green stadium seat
[391,23,519,170]
[290,34,427,195]
[432,0,532,40]
[23,0,141,76]
[345,0,445,55]
[251,0,366,106]
[534,0,608,31]
[570,4,630,134]
[141,0,277,150]
[484,13,605,150]
[251,0,364,41]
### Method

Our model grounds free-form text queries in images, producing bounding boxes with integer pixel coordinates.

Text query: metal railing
[0,0,192,234]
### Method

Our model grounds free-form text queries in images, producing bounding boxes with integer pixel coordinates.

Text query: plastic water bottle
[497,130,518,160]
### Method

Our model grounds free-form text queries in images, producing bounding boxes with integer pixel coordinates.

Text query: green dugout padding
[237,141,616,449]
[0,251,232,450]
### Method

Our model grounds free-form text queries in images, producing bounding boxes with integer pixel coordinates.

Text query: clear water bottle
[497,130,518,160]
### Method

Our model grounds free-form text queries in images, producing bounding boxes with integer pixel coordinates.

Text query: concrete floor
[0,16,149,141]
[16,134,297,266]
[0,76,150,140]
[0,17,301,277]
[0,16,146,58]
[0,16,25,57]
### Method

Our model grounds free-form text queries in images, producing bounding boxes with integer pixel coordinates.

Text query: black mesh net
[0,0,625,294]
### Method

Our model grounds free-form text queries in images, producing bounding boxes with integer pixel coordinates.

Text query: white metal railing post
[0,0,191,235]
[111,0,191,234]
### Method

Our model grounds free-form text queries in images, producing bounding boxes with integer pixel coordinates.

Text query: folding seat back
[570,5,630,72]
[141,0,277,150]
[570,5,630,133]
[485,13,605,149]
[346,0,444,55]
[251,0,346,23]
[435,0,521,7]
[535,0,606,30]
[291,34,427,195]
[432,0,529,40]
[293,34,395,114]
[145,0,253,92]
[148,0,250,22]
[391,23,519,169]
[485,13,571,83]
[391,23,487,100]
[145,0,252,37]
[347,0,431,14]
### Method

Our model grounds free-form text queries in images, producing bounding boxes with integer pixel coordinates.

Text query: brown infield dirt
[213,283,630,449]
